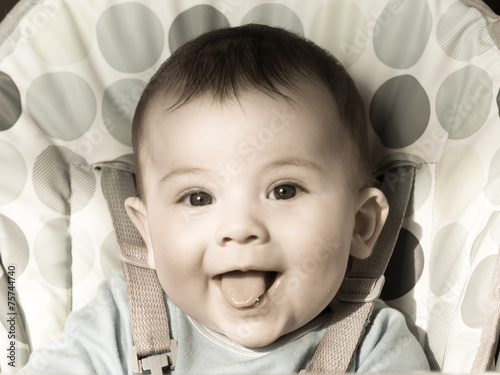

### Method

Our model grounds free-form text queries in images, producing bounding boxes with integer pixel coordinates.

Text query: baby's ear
[124,197,156,269]
[350,188,389,259]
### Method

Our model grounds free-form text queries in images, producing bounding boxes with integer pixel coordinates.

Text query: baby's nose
[215,204,270,246]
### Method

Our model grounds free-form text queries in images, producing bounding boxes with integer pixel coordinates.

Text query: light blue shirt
[22,274,429,374]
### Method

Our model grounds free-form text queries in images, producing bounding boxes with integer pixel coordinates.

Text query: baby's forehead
[142,82,347,163]
[142,87,352,171]
[145,91,342,152]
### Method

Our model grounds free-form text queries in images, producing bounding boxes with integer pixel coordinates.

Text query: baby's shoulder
[351,299,429,372]
[364,299,417,344]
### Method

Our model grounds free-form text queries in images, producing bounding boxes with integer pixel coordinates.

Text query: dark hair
[132,24,370,198]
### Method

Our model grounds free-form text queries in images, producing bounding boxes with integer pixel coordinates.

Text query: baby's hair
[132,24,371,198]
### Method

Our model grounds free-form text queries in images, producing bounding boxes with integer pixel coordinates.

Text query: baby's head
[125,24,388,348]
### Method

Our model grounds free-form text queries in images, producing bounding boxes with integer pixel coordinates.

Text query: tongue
[220,271,267,308]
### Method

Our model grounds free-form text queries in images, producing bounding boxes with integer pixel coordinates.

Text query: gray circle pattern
[437,2,493,61]
[373,0,432,69]
[168,5,230,53]
[430,223,468,297]
[436,66,492,140]
[97,3,164,73]
[102,79,147,146]
[0,214,29,276]
[32,145,96,215]
[0,71,22,132]
[26,72,96,141]
[381,228,424,300]
[461,255,496,328]
[240,4,304,35]
[370,75,430,149]
[0,140,27,205]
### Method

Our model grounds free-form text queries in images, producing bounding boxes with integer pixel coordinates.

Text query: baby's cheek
[158,255,204,290]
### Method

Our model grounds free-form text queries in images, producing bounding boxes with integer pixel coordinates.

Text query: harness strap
[306,163,416,373]
[99,162,176,375]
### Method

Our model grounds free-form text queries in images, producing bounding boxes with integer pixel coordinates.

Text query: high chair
[0,0,499,373]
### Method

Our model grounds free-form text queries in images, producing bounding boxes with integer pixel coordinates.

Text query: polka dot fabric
[0,0,499,372]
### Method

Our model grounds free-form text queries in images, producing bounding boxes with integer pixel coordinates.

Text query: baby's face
[129,84,372,348]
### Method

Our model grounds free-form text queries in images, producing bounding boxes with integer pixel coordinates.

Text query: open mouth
[215,270,278,309]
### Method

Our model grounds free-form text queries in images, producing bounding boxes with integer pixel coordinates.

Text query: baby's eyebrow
[263,157,324,173]
[159,167,208,184]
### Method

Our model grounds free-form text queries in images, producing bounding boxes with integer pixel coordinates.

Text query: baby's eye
[183,191,213,207]
[268,184,302,200]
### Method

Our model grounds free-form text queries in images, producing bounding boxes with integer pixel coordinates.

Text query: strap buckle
[335,275,385,303]
[131,341,178,375]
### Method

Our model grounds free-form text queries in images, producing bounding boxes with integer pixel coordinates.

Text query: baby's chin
[215,320,293,349]
[227,330,283,348]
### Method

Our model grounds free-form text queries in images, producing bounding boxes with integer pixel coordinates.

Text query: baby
[23,24,429,374]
